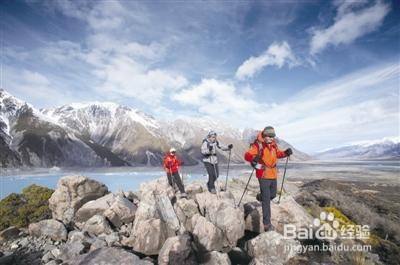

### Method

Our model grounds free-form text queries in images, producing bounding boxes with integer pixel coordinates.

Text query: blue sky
[1,0,399,153]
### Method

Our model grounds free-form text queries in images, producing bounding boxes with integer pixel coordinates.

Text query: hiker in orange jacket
[163,148,187,197]
[244,126,292,231]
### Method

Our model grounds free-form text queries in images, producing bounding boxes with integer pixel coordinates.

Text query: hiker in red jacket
[244,126,292,231]
[163,148,187,197]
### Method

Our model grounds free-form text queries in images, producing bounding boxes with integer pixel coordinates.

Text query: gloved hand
[251,155,260,168]
[285,148,293,156]
[208,145,213,152]
[228,144,233,149]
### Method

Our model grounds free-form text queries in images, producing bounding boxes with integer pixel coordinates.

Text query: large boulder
[192,214,224,252]
[155,193,181,233]
[74,193,116,224]
[195,191,245,251]
[65,247,151,265]
[49,176,108,225]
[246,231,300,265]
[174,198,200,232]
[200,251,231,265]
[0,227,20,243]
[28,219,67,241]
[58,241,90,261]
[158,234,197,265]
[82,215,113,236]
[125,218,171,256]
[103,195,137,227]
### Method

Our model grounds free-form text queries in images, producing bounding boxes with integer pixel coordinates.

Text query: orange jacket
[244,132,287,179]
[163,154,182,174]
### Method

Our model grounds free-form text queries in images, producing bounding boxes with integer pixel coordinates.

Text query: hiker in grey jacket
[201,131,233,193]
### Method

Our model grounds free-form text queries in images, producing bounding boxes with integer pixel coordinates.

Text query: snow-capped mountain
[316,137,400,160]
[1,89,311,168]
[0,89,128,167]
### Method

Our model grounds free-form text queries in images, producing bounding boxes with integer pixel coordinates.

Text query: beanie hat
[262,126,276,138]
[208,130,217,137]
[169,148,176,153]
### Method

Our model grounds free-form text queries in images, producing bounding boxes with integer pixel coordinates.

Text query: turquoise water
[0,161,398,199]
[0,165,250,199]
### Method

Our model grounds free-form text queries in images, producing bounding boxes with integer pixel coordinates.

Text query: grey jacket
[201,138,230,164]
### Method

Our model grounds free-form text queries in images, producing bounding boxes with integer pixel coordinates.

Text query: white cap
[169,148,176,153]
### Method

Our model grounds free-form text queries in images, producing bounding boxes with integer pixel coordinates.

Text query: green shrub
[0,185,54,231]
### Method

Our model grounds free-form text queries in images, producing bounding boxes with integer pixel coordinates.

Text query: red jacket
[163,154,182,174]
[244,132,287,179]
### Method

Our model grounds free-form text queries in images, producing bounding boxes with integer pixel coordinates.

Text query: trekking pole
[278,156,289,204]
[237,168,255,207]
[224,149,231,191]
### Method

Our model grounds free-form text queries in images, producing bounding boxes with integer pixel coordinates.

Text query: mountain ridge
[1,89,310,168]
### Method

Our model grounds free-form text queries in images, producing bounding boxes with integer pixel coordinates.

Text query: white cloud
[173,78,261,117]
[310,0,390,55]
[235,41,298,80]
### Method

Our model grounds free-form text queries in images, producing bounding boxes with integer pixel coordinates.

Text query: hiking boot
[210,188,217,194]
[264,224,275,232]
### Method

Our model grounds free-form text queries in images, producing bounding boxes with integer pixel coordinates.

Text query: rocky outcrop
[48,176,108,225]
[28,219,67,242]
[0,176,322,265]
[246,231,300,265]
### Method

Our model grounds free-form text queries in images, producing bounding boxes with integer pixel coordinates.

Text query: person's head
[169,148,176,156]
[262,126,276,144]
[207,131,217,143]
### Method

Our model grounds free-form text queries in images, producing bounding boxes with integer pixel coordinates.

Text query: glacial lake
[0,160,399,199]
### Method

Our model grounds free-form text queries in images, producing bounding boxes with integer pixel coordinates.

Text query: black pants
[204,162,219,191]
[167,172,185,193]
[258,178,277,225]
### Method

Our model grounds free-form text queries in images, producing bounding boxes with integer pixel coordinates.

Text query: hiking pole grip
[237,168,255,207]
[224,149,232,191]
[278,156,289,204]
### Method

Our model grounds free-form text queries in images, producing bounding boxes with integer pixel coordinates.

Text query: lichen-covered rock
[28,219,67,241]
[126,218,171,256]
[174,198,200,232]
[48,176,108,225]
[82,215,113,236]
[158,234,197,265]
[103,196,137,227]
[192,214,224,252]
[74,193,116,224]
[246,231,300,265]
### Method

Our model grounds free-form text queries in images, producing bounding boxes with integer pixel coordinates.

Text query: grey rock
[49,175,108,225]
[75,193,116,224]
[125,218,170,255]
[174,198,200,232]
[246,231,300,265]
[58,241,89,261]
[65,247,147,265]
[28,219,67,242]
[103,195,137,227]
[158,234,197,265]
[200,251,231,265]
[83,215,113,236]
[0,226,20,242]
[192,214,224,252]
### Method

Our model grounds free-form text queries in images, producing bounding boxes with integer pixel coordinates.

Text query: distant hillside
[316,137,400,160]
